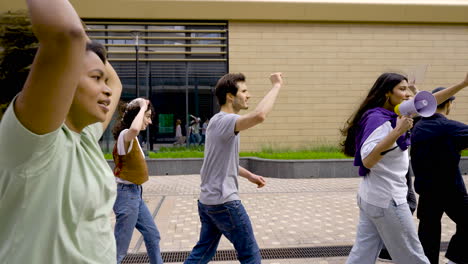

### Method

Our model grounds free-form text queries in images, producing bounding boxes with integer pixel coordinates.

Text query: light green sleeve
[84,122,104,142]
[0,101,60,169]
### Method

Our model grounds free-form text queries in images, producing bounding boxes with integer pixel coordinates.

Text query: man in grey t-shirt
[185,72,283,264]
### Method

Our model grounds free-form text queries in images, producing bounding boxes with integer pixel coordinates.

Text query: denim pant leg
[346,197,384,264]
[377,201,430,264]
[135,190,163,264]
[113,184,141,264]
[194,133,201,145]
[219,201,261,264]
[184,201,223,264]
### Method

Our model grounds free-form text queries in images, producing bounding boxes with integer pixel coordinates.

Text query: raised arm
[362,116,413,169]
[15,0,87,135]
[102,62,123,131]
[408,83,420,96]
[433,72,468,105]
[235,72,283,132]
[123,99,149,145]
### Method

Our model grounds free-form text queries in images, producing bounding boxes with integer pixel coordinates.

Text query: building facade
[1,0,468,151]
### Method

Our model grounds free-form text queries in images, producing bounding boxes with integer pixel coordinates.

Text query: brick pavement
[113,175,466,264]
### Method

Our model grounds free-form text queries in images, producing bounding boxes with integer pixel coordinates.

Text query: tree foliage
[0,10,38,119]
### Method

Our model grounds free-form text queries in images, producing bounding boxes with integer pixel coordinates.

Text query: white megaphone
[394,90,437,117]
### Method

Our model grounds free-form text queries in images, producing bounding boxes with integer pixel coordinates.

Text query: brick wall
[229,21,468,151]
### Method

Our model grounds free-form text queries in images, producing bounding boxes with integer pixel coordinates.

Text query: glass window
[158,114,174,133]
[85,21,227,151]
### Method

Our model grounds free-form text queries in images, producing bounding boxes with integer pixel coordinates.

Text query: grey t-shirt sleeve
[213,113,239,140]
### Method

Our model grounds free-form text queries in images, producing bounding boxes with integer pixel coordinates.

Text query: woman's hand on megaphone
[395,116,413,135]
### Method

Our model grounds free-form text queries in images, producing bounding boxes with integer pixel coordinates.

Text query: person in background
[411,81,468,264]
[200,118,209,145]
[111,98,163,264]
[189,115,201,145]
[174,119,185,146]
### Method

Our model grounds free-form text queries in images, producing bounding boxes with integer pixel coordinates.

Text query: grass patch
[241,145,347,159]
[240,151,347,159]
[148,151,204,158]
[148,145,205,158]
[158,146,204,152]
[105,148,468,159]
[104,144,350,159]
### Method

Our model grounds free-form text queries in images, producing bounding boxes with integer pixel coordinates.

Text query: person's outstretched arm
[362,116,413,169]
[123,99,149,146]
[239,166,266,188]
[102,62,122,131]
[433,72,468,105]
[235,72,283,132]
[15,0,87,135]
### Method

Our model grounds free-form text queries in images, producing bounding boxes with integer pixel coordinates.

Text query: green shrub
[240,151,347,159]
[148,151,204,158]
[104,144,349,159]
[158,145,204,152]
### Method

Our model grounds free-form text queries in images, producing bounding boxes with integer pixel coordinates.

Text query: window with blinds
[85,21,227,62]
[85,21,228,150]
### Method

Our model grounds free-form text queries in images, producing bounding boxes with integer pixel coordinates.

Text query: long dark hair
[340,72,407,157]
[112,98,155,140]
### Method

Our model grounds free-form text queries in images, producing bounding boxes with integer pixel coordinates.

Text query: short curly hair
[112,99,155,140]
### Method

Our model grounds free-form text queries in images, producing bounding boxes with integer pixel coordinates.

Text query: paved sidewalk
[112,175,466,264]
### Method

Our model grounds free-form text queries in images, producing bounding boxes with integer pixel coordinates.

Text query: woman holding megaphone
[341,72,467,264]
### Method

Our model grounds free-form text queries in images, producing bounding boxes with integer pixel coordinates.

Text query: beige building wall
[229,22,468,151]
[2,1,468,151]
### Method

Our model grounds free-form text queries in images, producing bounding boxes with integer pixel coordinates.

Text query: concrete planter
[107,157,468,178]
[108,158,249,176]
[245,157,358,178]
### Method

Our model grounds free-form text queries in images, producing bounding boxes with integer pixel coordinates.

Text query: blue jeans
[346,196,429,264]
[190,133,201,145]
[113,184,163,264]
[184,200,261,264]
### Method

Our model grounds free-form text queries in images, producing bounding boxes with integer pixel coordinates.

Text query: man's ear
[226,92,234,103]
[446,101,453,115]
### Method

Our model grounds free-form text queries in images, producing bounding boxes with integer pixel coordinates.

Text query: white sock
[447,260,457,264]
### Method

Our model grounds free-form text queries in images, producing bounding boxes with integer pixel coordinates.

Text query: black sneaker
[378,248,393,262]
